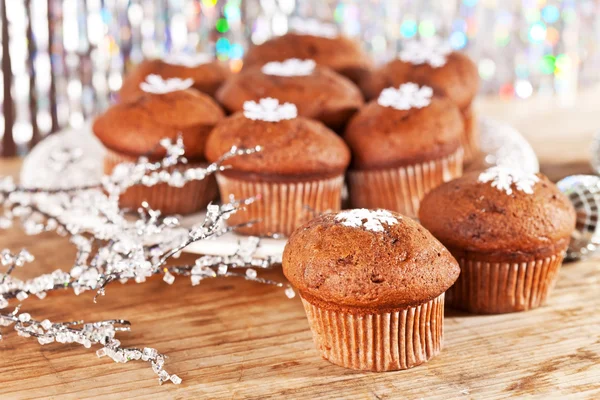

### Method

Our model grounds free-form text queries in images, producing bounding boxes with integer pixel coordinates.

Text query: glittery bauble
[556,175,600,261]
[589,131,600,175]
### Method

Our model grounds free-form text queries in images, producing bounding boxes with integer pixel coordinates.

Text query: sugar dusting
[163,53,213,68]
[478,166,540,195]
[334,209,399,232]
[261,59,316,77]
[377,83,433,111]
[289,17,338,39]
[140,74,194,94]
[243,98,298,122]
[398,37,452,68]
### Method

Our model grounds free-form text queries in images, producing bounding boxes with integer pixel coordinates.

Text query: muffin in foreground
[419,167,576,314]
[93,74,225,214]
[205,98,350,236]
[361,39,479,163]
[119,53,229,101]
[243,31,371,84]
[344,83,464,218]
[283,209,460,371]
[216,59,363,131]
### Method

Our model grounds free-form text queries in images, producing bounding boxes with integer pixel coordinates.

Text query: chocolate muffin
[119,53,229,101]
[243,33,371,84]
[93,74,225,214]
[361,40,479,163]
[344,83,464,218]
[205,98,350,236]
[419,167,576,314]
[283,209,460,371]
[216,59,363,131]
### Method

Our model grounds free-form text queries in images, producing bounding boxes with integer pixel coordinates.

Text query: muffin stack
[419,168,575,314]
[344,83,464,217]
[92,32,577,372]
[283,209,459,371]
[217,59,363,131]
[205,98,350,236]
[93,74,224,214]
[361,39,480,163]
[243,29,372,84]
[95,33,480,223]
[119,53,229,101]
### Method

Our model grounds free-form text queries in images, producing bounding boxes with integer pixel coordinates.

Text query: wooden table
[2,92,600,399]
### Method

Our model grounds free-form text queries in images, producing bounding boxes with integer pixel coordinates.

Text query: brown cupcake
[419,168,576,314]
[93,75,225,214]
[344,83,464,218]
[243,33,372,84]
[361,41,479,163]
[119,54,230,101]
[216,59,363,131]
[283,209,460,371]
[205,98,350,236]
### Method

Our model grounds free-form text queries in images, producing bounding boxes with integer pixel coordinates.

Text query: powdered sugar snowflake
[478,167,540,195]
[334,209,399,233]
[163,52,213,68]
[289,17,338,39]
[261,59,316,77]
[378,83,433,110]
[399,38,452,68]
[243,98,298,122]
[140,74,194,94]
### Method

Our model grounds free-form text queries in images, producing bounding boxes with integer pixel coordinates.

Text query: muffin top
[419,168,576,261]
[216,59,364,128]
[344,83,464,169]
[119,54,230,101]
[94,75,224,159]
[283,209,460,312]
[361,40,478,109]
[243,33,372,84]
[205,98,350,178]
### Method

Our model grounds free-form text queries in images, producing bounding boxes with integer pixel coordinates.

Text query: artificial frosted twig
[0,307,181,385]
[0,138,294,385]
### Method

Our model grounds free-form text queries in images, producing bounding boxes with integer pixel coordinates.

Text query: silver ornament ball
[557,175,600,261]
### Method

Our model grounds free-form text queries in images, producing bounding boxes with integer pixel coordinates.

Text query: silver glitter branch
[167,236,295,299]
[0,138,293,385]
[102,138,262,201]
[0,307,181,385]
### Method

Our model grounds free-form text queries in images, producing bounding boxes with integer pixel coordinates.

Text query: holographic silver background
[0,0,598,155]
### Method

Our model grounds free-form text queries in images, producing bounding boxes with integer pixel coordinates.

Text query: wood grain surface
[1,91,600,399]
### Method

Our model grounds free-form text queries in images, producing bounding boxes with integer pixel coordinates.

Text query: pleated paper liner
[215,173,345,237]
[104,150,218,215]
[348,148,463,218]
[462,105,479,164]
[301,294,445,371]
[447,251,566,314]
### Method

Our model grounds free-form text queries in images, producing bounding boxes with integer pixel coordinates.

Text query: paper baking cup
[301,294,444,371]
[348,149,463,218]
[216,174,344,236]
[462,106,479,164]
[447,252,565,314]
[104,150,218,215]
